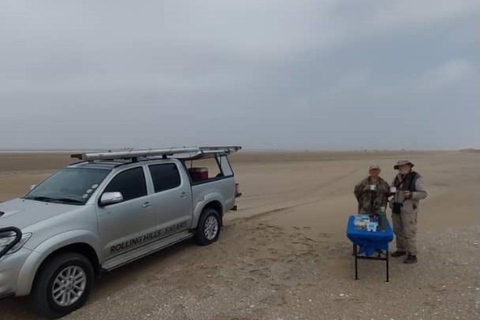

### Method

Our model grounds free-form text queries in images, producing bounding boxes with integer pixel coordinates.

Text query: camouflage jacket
[354,176,390,214]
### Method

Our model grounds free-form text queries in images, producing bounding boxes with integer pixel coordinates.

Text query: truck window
[25,168,110,205]
[148,163,181,193]
[218,155,233,177]
[104,167,147,201]
[185,157,222,183]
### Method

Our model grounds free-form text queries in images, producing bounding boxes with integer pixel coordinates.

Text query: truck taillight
[235,183,242,198]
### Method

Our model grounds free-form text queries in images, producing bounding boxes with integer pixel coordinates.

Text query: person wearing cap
[354,165,390,214]
[390,160,428,264]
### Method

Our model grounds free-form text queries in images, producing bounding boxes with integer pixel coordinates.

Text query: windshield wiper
[24,196,57,202]
[24,196,83,205]
[52,198,84,205]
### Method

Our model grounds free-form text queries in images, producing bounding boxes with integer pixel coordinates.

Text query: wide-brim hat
[394,160,414,170]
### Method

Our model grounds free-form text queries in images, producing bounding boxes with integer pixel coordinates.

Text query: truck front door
[96,166,157,260]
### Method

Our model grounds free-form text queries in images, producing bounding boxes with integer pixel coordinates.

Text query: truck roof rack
[70,146,242,162]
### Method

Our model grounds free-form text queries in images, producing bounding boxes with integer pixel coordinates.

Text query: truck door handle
[179,192,187,198]
[142,202,151,208]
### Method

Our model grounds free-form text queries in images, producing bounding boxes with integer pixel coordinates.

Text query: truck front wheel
[196,208,221,246]
[31,252,94,319]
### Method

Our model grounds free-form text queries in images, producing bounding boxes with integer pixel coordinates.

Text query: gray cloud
[1,0,478,150]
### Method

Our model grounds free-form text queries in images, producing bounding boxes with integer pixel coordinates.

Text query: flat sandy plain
[0,150,479,320]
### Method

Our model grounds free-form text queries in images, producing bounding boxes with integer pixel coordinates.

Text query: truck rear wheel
[31,252,94,319]
[196,208,221,246]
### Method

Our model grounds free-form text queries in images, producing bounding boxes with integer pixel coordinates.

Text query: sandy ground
[0,151,479,320]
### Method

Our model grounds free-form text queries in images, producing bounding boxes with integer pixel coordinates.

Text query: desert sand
[1,151,479,320]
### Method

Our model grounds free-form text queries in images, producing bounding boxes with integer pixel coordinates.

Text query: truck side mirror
[100,192,124,206]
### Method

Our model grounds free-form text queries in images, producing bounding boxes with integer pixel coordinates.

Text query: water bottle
[378,211,387,231]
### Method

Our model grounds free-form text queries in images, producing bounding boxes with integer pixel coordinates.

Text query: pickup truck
[0,146,241,318]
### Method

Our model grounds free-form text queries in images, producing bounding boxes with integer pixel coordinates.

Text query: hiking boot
[403,254,417,264]
[391,251,406,257]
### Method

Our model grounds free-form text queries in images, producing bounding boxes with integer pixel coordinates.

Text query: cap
[369,165,381,171]
[394,160,414,170]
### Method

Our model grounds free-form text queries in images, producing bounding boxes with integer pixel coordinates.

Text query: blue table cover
[346,215,394,256]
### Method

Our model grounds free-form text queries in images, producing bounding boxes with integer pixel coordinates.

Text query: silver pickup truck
[0,146,241,318]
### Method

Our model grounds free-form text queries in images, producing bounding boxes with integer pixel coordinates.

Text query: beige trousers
[391,210,418,255]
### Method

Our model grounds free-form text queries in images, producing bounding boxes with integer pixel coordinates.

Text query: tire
[31,252,94,319]
[196,208,221,246]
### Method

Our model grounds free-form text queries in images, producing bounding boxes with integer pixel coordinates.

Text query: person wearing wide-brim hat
[390,160,427,264]
[354,165,390,214]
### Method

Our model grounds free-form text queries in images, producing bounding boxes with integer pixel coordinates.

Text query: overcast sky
[1,1,478,150]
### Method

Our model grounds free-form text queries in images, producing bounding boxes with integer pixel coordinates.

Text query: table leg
[386,249,389,282]
[354,245,358,280]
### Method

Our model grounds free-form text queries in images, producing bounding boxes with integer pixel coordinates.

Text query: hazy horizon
[0,147,477,153]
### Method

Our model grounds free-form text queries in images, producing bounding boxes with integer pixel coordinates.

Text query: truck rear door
[146,161,193,236]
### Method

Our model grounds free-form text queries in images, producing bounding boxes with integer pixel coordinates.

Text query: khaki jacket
[390,172,427,214]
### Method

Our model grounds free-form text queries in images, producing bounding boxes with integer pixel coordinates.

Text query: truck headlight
[0,231,32,255]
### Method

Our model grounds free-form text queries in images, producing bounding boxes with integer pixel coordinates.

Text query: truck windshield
[24,168,110,205]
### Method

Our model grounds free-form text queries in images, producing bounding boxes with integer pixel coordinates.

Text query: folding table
[346,215,394,282]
